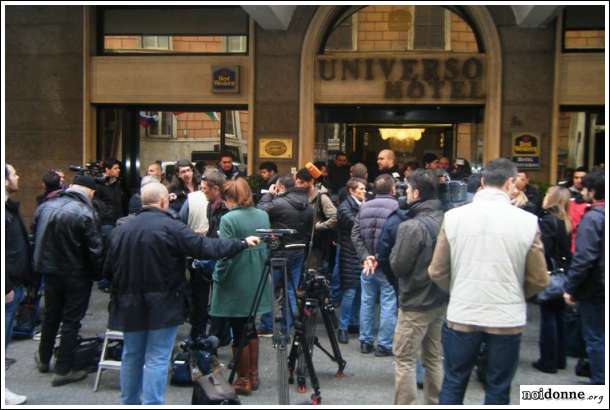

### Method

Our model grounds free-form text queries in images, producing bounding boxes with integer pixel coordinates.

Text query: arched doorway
[298,5,502,167]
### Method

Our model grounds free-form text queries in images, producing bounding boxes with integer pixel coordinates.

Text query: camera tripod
[287,269,347,405]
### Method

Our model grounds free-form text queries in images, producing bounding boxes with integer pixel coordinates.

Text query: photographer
[93,158,125,235]
[103,182,260,404]
[169,159,199,213]
[257,174,314,335]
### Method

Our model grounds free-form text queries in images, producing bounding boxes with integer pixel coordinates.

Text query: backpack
[54,335,104,373]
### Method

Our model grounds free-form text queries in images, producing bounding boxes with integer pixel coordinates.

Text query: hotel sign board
[315,54,486,103]
[512,132,541,169]
[212,65,240,93]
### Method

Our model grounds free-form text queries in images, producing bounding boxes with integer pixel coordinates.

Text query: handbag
[192,366,240,405]
[536,268,568,303]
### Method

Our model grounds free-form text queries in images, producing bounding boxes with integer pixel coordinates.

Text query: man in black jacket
[93,158,125,231]
[257,174,314,334]
[563,171,605,385]
[32,175,104,387]
[5,164,31,404]
[103,182,259,404]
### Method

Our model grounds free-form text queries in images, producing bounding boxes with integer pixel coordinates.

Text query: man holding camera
[32,175,104,387]
[257,174,314,334]
[103,182,260,404]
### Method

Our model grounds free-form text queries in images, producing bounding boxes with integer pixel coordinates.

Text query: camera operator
[168,159,199,213]
[295,167,337,275]
[103,181,260,404]
[36,169,65,205]
[257,174,314,335]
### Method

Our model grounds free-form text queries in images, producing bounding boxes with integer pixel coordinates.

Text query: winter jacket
[207,199,229,238]
[337,196,362,289]
[564,201,605,303]
[218,164,245,181]
[428,188,549,330]
[5,199,34,291]
[524,184,542,216]
[32,189,104,279]
[568,199,590,253]
[352,194,399,260]
[93,177,124,225]
[178,191,209,234]
[36,188,63,205]
[103,207,247,332]
[210,207,272,317]
[538,209,571,270]
[390,199,448,312]
[257,187,314,249]
[377,208,410,292]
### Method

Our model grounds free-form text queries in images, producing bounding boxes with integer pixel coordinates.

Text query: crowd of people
[4,148,606,405]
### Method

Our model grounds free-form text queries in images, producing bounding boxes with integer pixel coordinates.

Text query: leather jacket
[32,189,104,279]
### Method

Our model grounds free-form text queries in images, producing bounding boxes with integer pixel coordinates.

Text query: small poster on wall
[512,132,541,169]
[259,138,293,159]
[211,66,240,93]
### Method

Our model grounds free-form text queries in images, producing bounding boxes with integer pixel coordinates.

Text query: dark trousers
[537,300,566,371]
[228,317,257,348]
[579,301,605,385]
[439,323,521,405]
[189,270,211,340]
[38,275,93,375]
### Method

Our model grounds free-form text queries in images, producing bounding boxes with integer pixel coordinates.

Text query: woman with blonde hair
[209,178,271,395]
[533,185,572,374]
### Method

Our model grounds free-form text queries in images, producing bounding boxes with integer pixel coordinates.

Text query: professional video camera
[300,269,332,303]
[69,161,106,182]
[255,228,298,252]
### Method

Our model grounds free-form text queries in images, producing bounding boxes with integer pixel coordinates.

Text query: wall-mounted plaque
[512,132,540,169]
[211,65,240,93]
[259,138,293,159]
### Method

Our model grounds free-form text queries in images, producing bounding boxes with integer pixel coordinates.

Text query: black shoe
[51,370,88,387]
[337,330,348,344]
[575,359,591,378]
[360,342,374,354]
[374,346,393,357]
[347,325,360,335]
[35,352,50,374]
[532,361,557,374]
[417,382,424,390]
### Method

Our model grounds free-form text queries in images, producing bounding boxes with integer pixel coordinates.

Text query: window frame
[561,10,605,53]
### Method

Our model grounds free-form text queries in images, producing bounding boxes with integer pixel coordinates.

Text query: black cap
[73,175,98,190]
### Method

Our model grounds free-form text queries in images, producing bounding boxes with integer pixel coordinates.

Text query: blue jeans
[338,287,361,331]
[5,286,24,348]
[121,326,178,405]
[359,274,397,349]
[260,251,305,333]
[579,302,605,385]
[330,246,342,305]
[439,323,521,405]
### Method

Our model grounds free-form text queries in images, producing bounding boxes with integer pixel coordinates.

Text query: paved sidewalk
[4,287,588,405]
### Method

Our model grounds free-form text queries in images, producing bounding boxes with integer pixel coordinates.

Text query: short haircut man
[406,170,437,201]
[259,161,278,174]
[481,158,517,188]
[277,174,296,189]
[351,163,369,179]
[296,168,314,183]
[202,169,226,190]
[581,170,604,201]
[141,182,169,207]
[374,174,395,195]
[42,170,62,192]
[422,153,439,169]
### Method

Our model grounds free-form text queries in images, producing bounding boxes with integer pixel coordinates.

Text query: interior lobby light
[379,128,425,142]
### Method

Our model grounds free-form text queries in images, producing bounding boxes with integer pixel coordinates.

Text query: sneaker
[35,352,50,374]
[374,346,393,357]
[51,370,88,387]
[337,330,348,344]
[5,388,27,405]
[360,342,374,354]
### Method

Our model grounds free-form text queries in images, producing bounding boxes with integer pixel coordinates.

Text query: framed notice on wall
[211,65,240,93]
[259,138,293,159]
[512,132,541,169]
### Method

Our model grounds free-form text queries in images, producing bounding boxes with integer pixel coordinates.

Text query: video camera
[255,228,299,252]
[69,161,106,183]
[300,269,333,305]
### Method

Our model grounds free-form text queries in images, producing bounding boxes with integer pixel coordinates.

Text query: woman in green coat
[210,178,272,395]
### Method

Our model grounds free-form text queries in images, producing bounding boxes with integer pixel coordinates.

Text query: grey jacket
[390,199,448,311]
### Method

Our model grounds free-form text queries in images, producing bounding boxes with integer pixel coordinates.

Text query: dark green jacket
[210,206,272,317]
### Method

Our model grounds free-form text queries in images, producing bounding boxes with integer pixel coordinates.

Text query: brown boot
[232,345,252,396]
[248,338,260,391]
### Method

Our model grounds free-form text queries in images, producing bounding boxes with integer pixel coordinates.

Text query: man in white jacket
[428,158,549,405]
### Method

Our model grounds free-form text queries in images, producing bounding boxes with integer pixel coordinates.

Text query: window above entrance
[324,5,481,54]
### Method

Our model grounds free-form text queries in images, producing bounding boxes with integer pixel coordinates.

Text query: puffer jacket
[565,202,605,303]
[390,199,448,311]
[103,207,247,332]
[337,195,362,289]
[377,208,410,292]
[32,189,104,279]
[257,187,314,248]
[352,194,399,260]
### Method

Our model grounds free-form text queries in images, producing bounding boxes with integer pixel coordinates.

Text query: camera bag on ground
[53,335,103,373]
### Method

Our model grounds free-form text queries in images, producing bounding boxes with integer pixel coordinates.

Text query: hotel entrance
[315,105,484,175]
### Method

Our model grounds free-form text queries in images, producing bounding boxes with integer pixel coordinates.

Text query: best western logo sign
[212,66,240,94]
[317,55,485,101]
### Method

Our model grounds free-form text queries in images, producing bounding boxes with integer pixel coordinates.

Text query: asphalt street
[4,286,588,406]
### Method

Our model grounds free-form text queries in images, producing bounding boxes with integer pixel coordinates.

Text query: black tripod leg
[320,309,347,377]
[300,340,322,405]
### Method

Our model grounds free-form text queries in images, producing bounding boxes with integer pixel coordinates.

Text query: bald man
[377,149,401,180]
[103,182,260,404]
